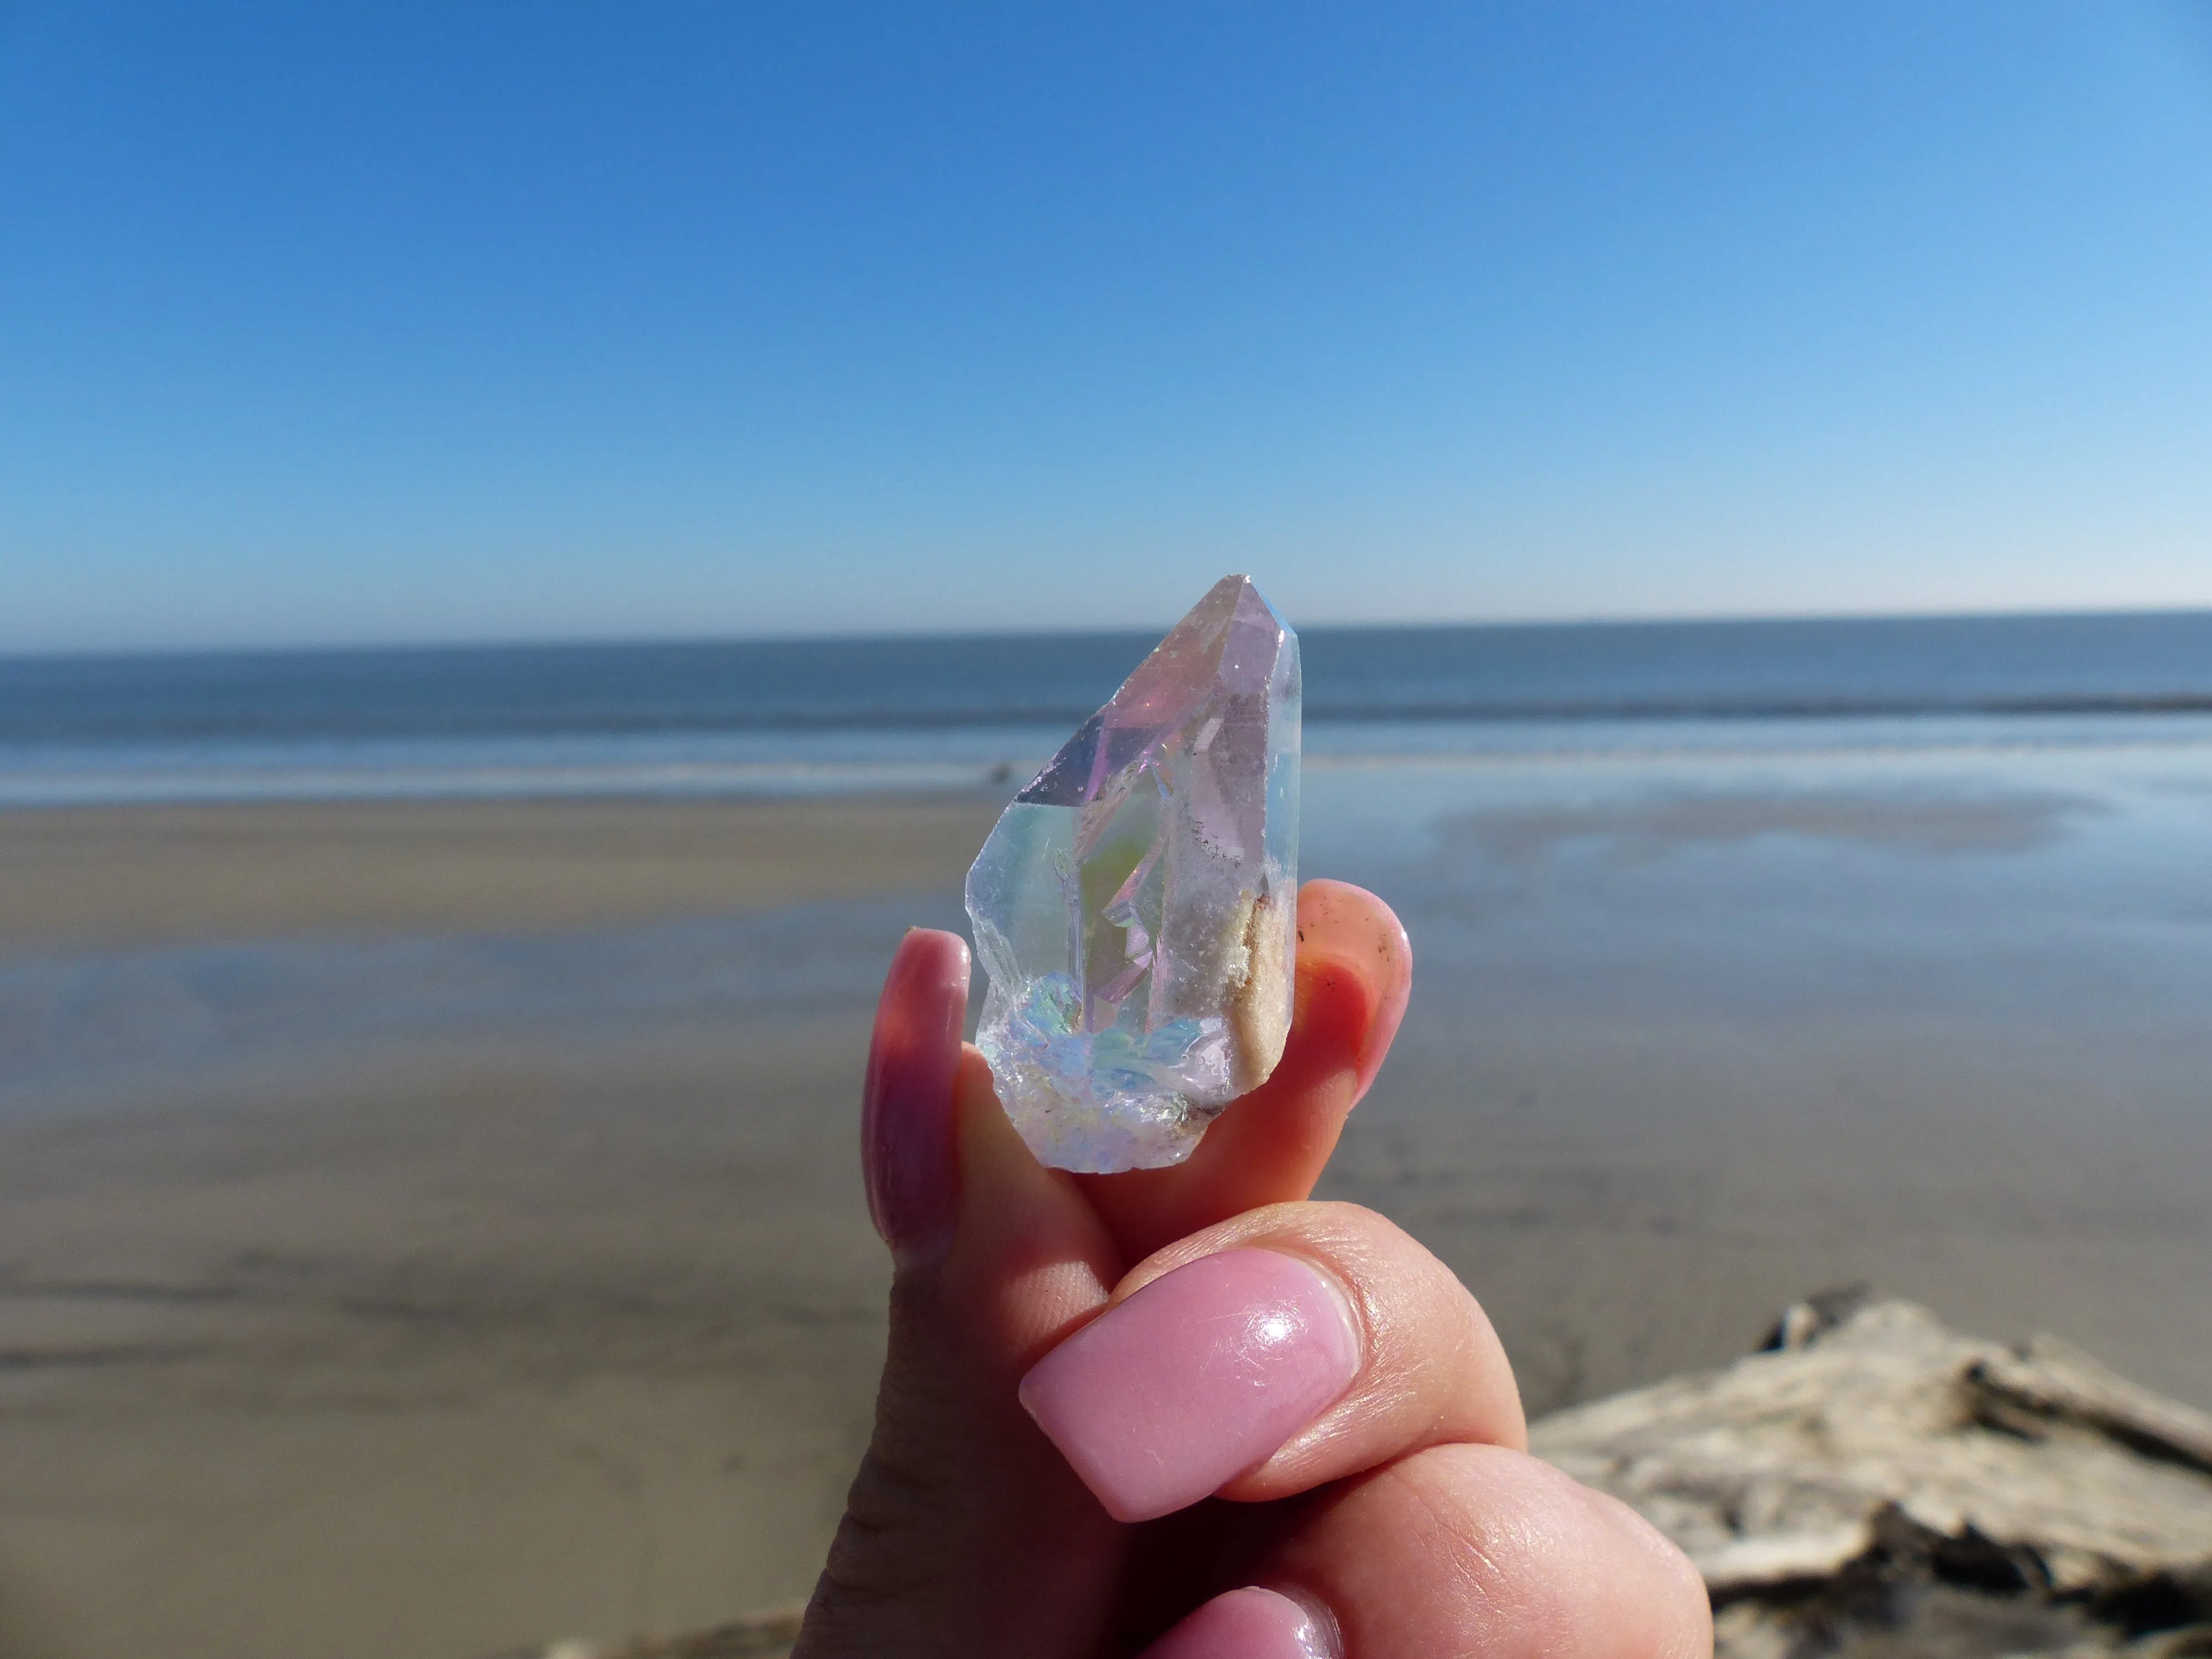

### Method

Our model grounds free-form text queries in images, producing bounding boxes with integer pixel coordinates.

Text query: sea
[6,610,2212,805]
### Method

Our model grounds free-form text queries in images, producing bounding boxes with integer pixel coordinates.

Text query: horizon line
[8,598,2212,665]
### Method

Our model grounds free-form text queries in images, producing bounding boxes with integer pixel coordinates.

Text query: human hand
[796,880,1711,1659]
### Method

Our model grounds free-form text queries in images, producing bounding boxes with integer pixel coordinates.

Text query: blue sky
[4,2,2210,651]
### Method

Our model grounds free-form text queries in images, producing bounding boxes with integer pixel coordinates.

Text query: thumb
[799,929,1127,1659]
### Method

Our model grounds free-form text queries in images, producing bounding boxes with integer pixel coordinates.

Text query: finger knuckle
[818,1446,946,1607]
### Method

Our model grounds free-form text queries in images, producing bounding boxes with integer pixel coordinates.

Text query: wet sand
[0,799,1003,956]
[2,780,2209,1659]
[0,800,1008,1659]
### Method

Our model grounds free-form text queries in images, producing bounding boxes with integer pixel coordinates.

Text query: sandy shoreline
[0,797,1004,957]
[2,791,2208,1659]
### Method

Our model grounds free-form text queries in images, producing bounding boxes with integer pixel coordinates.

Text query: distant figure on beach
[796,880,1710,1659]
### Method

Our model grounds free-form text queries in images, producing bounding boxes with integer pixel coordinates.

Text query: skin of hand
[795,880,1713,1659]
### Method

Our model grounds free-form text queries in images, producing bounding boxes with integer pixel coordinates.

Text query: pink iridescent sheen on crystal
[965,576,1301,1172]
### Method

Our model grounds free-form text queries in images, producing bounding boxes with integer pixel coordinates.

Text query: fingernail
[862,928,970,1266]
[1140,1588,1337,1659]
[1017,1249,1361,1522]
[1296,880,1412,1104]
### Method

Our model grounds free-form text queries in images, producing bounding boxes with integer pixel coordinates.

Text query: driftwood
[510,1296,2212,1659]
[1533,1291,2212,1658]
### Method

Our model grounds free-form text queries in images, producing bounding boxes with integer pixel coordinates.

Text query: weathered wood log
[1532,1293,2212,1657]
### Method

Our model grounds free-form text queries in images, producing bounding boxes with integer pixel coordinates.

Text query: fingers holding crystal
[1176,880,1412,1200]
[1081,882,1412,1259]
[1018,1200,1521,1522]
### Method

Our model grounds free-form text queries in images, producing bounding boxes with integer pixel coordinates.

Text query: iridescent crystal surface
[965,576,1302,1172]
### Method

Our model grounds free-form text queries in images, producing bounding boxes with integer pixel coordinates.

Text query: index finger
[1077,880,1411,1262]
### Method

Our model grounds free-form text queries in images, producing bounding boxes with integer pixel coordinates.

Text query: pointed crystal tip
[963,576,1303,1171]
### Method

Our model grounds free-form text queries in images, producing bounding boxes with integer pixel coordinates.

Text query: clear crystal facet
[964,576,1302,1172]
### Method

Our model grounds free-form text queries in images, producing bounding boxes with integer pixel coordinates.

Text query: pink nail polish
[1140,1588,1335,1659]
[1017,1249,1361,1523]
[861,928,970,1264]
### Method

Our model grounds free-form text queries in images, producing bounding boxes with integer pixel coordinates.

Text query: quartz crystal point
[965,575,1302,1172]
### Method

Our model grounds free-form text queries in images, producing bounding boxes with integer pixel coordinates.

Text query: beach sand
[0,800,994,1659]
[0,799,1003,954]
[2,791,2208,1659]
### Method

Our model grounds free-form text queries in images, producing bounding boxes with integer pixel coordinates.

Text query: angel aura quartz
[965,575,1301,1172]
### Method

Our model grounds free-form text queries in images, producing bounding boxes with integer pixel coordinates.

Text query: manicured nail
[1140,1587,1337,1659]
[1018,1249,1361,1522]
[861,928,970,1265]
[1296,880,1412,1104]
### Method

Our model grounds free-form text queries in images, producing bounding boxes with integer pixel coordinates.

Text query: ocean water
[5,611,2212,805]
